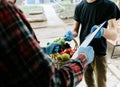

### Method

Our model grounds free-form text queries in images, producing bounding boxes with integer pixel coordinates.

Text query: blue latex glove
[64,30,73,41]
[90,25,104,38]
[44,42,61,54]
[78,46,94,64]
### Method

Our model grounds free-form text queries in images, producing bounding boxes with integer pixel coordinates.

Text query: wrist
[77,53,87,70]
[77,53,87,63]
[42,47,50,54]
[42,47,47,53]
[101,27,104,35]
[72,31,78,37]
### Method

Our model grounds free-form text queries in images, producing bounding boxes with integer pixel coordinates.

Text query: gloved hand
[64,30,74,41]
[44,42,61,54]
[78,46,94,64]
[90,25,104,38]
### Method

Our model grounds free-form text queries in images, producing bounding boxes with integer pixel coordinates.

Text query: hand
[64,30,73,41]
[44,42,61,54]
[72,31,78,37]
[90,25,104,38]
[78,46,94,64]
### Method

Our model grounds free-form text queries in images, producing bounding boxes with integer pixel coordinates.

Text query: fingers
[91,25,98,32]
[53,46,60,53]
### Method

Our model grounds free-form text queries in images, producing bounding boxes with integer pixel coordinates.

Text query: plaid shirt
[0,1,87,87]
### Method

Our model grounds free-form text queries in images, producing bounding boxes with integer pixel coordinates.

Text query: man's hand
[64,30,74,41]
[44,42,61,54]
[78,46,94,64]
[90,25,104,38]
[72,31,78,37]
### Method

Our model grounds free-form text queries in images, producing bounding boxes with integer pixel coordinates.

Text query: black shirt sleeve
[107,1,120,20]
[74,3,82,22]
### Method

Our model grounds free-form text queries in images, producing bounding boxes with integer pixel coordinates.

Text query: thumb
[91,25,98,32]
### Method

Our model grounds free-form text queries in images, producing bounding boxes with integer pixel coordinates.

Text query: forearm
[72,21,80,37]
[103,28,117,41]
[103,19,118,41]
[53,54,87,87]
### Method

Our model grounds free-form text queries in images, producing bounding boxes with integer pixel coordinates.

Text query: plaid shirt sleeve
[0,1,87,87]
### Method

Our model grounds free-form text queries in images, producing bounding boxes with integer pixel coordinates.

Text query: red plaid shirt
[0,1,87,87]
